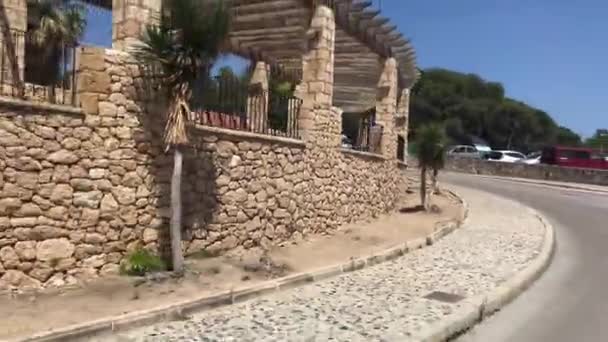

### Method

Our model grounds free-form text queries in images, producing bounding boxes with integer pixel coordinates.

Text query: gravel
[104,186,546,342]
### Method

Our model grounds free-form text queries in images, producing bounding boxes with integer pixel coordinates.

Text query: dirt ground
[0,189,463,340]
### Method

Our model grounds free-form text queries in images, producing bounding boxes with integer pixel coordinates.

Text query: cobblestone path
[107,186,546,341]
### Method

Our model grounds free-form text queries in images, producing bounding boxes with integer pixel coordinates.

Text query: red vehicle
[541,146,608,170]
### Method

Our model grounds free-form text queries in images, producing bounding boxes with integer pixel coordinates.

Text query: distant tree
[556,126,583,147]
[415,123,447,210]
[585,129,608,152]
[444,117,465,144]
[410,68,582,152]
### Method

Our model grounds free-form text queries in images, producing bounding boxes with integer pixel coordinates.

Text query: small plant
[120,249,166,276]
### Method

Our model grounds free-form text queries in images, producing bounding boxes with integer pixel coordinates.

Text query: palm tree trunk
[170,146,184,273]
[420,166,427,210]
[432,168,440,194]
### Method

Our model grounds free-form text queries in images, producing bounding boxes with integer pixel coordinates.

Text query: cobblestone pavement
[106,186,546,342]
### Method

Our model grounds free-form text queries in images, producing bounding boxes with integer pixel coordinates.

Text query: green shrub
[120,249,166,276]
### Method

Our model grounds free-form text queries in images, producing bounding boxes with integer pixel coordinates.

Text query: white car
[521,151,541,165]
[485,150,526,163]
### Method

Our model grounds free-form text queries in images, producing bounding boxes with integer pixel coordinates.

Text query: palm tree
[27,0,86,101]
[135,0,230,273]
[415,123,447,210]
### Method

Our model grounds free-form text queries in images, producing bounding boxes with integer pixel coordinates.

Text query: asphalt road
[444,172,608,342]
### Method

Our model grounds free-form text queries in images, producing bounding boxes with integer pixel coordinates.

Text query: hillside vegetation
[410,68,582,152]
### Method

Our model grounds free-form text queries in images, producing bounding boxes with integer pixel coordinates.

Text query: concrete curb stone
[13,191,470,342]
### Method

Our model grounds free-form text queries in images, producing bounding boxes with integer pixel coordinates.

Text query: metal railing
[0,28,77,106]
[191,75,301,139]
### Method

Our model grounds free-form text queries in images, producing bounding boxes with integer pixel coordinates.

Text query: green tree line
[409,68,583,153]
[585,129,608,152]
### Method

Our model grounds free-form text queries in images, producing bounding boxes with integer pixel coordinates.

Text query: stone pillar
[246,61,269,133]
[375,58,398,159]
[75,46,110,115]
[298,5,335,142]
[0,0,27,90]
[396,88,410,162]
[112,0,162,51]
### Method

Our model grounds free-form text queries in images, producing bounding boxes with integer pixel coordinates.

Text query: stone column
[112,0,162,51]
[0,0,27,91]
[75,46,110,115]
[396,88,410,162]
[375,58,398,159]
[246,61,269,133]
[298,5,335,142]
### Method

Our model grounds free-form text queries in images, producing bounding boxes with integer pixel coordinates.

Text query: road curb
[14,192,469,342]
[410,207,556,342]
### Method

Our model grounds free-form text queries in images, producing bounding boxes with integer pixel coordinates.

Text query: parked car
[521,151,541,165]
[468,135,492,158]
[484,150,526,163]
[541,146,608,170]
[447,145,482,159]
[472,143,492,158]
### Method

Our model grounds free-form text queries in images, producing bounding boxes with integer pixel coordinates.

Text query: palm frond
[61,3,87,44]
[134,0,232,147]
[29,0,86,47]
[416,123,447,170]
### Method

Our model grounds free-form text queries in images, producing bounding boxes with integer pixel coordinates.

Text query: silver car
[447,145,482,159]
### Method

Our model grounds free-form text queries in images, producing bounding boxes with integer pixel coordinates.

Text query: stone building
[0,1,418,290]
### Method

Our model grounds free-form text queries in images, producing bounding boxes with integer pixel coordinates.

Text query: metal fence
[191,74,301,139]
[0,28,77,106]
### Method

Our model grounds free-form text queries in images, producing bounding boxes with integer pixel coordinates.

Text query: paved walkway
[105,186,547,342]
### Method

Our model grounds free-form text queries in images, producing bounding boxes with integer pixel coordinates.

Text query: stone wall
[446,157,608,186]
[0,47,166,290]
[180,127,308,254]
[0,6,410,290]
[179,124,406,256]
[0,47,408,290]
[0,103,406,290]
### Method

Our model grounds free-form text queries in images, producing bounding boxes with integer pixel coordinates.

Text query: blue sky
[381,0,607,138]
[82,0,607,137]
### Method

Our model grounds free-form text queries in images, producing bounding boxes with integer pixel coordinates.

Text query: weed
[120,249,166,276]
